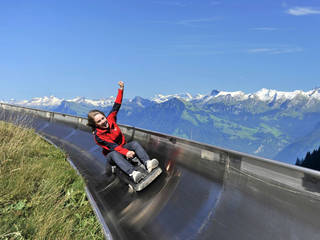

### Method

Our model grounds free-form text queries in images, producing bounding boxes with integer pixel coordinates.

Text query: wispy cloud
[248,47,303,55]
[177,17,220,26]
[154,17,220,27]
[286,7,320,16]
[248,48,275,53]
[251,27,278,31]
[153,1,190,7]
[144,43,225,57]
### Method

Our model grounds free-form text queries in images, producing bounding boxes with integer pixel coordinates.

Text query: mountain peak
[152,92,194,103]
[14,95,64,106]
[253,88,318,102]
[70,96,87,102]
[210,89,220,96]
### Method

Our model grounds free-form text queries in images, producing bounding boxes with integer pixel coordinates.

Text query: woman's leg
[124,141,159,172]
[123,141,150,164]
[106,151,134,175]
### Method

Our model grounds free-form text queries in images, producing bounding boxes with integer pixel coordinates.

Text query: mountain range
[2,88,320,164]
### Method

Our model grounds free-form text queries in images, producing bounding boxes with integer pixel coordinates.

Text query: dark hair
[87,110,106,132]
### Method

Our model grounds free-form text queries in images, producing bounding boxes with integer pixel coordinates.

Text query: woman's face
[94,113,108,129]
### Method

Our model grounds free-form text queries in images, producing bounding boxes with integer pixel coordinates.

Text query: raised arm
[107,81,124,119]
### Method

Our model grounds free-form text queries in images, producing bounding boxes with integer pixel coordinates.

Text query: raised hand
[118,81,124,89]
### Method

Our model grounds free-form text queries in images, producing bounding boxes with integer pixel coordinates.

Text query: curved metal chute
[1,103,320,240]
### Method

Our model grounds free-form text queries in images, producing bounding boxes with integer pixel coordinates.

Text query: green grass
[259,123,282,138]
[181,110,198,126]
[195,114,209,124]
[209,114,258,140]
[0,121,104,240]
[172,128,189,139]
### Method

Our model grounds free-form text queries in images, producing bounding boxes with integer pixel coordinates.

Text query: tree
[296,146,320,171]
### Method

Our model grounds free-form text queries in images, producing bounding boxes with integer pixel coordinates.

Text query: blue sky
[0,0,319,100]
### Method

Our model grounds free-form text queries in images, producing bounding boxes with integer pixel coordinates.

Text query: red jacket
[94,89,129,156]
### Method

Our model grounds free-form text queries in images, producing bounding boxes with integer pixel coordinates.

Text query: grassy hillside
[0,121,103,240]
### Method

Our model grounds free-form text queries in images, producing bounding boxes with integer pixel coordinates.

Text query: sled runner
[112,157,162,192]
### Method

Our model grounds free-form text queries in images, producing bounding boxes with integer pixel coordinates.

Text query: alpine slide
[1,103,320,240]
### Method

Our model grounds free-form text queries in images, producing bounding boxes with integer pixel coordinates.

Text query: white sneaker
[129,170,144,183]
[146,159,159,173]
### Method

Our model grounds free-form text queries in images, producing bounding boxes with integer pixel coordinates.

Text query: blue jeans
[105,141,150,175]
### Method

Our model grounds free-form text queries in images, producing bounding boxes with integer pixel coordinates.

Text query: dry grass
[0,121,104,240]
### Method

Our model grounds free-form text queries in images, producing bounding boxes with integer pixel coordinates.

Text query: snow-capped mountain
[151,88,320,105]
[151,92,204,103]
[69,96,116,107]
[2,96,117,108]
[5,96,64,107]
[3,88,320,108]
[254,88,320,101]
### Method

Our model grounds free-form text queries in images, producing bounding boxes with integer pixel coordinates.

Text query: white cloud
[153,1,189,7]
[153,17,220,26]
[251,27,278,31]
[248,48,274,53]
[248,47,303,54]
[287,7,320,16]
[177,17,219,26]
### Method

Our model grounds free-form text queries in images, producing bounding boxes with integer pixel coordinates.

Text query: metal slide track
[1,103,320,240]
